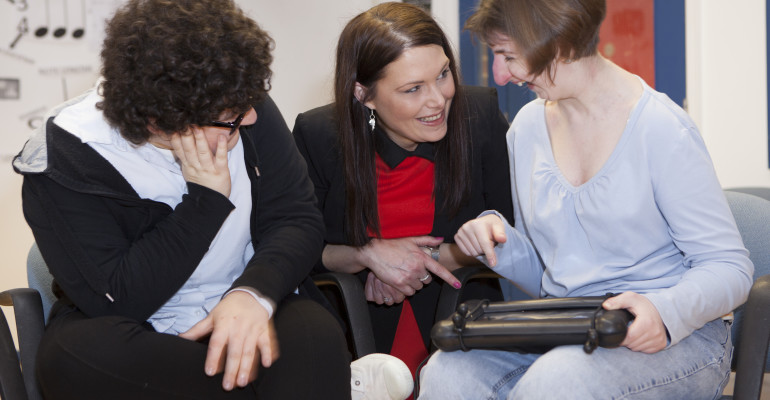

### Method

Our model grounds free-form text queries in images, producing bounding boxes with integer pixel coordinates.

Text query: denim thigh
[418,319,731,400]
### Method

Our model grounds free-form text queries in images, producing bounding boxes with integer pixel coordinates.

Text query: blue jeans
[418,319,731,400]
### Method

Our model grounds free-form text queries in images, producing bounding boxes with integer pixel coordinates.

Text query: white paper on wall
[0,0,125,161]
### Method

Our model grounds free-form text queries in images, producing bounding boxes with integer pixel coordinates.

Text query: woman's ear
[354,82,375,110]
[146,123,163,136]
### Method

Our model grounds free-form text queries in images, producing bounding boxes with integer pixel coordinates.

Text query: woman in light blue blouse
[418,0,754,399]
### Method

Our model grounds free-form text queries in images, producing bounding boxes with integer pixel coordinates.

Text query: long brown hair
[335,2,470,246]
[465,0,605,82]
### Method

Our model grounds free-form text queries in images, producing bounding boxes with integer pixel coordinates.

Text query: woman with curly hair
[13,0,352,398]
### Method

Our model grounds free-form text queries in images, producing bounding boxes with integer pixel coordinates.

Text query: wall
[0,0,768,345]
[686,0,770,188]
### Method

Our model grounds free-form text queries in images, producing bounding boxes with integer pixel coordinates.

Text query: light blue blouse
[489,80,754,345]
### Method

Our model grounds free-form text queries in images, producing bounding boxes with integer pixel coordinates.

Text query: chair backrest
[724,190,770,372]
[726,187,770,203]
[26,243,55,323]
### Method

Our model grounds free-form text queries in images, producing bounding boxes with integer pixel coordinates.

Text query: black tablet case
[431,295,634,354]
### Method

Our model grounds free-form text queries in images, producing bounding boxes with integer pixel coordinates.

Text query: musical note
[35,0,50,37]
[10,17,29,49]
[53,0,69,38]
[71,0,85,39]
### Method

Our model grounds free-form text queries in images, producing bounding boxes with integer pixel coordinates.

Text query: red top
[373,153,435,239]
[372,152,435,388]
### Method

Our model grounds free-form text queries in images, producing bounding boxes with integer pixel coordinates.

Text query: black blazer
[292,86,515,351]
[293,85,514,265]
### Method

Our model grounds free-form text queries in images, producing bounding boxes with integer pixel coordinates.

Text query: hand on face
[361,236,459,299]
[170,127,231,197]
[179,291,278,391]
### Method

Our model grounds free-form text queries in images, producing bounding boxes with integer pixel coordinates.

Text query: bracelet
[423,245,440,262]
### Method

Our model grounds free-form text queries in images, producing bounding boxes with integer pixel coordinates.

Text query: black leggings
[37,294,351,399]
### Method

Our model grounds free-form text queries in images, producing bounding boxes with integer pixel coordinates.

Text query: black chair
[0,244,377,400]
[433,190,770,400]
[312,272,376,359]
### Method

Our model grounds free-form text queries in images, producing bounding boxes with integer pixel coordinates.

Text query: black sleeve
[292,108,334,216]
[231,96,326,302]
[291,105,346,274]
[23,173,234,321]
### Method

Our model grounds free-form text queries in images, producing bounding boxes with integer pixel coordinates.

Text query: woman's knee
[274,295,349,359]
[419,350,527,399]
[36,314,149,397]
[259,295,350,398]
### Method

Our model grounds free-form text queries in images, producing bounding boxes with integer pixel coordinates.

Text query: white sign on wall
[0,0,125,161]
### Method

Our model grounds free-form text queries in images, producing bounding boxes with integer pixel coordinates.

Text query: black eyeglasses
[208,111,246,135]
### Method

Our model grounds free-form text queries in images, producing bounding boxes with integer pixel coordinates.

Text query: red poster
[598,0,656,87]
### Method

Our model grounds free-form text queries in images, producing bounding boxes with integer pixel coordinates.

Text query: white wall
[1,0,769,345]
[242,0,386,129]
[686,0,770,189]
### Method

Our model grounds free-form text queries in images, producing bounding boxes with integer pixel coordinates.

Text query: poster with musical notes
[0,0,126,160]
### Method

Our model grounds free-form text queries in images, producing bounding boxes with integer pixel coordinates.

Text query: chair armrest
[435,266,503,325]
[0,305,26,400]
[733,274,770,400]
[313,272,376,358]
[0,288,45,400]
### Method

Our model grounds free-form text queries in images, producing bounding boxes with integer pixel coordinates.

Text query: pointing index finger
[424,258,461,289]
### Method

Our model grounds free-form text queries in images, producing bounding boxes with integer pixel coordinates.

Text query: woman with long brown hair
[293,1,514,383]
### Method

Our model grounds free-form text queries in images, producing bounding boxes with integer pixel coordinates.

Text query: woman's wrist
[322,244,368,274]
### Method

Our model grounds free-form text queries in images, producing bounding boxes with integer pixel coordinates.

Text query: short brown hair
[465,0,606,81]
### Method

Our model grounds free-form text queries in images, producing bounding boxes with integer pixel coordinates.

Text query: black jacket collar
[373,127,435,169]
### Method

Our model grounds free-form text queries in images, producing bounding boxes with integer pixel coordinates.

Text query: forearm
[432,243,484,272]
[481,210,544,297]
[235,221,323,303]
[645,258,752,346]
[320,244,368,274]
[24,178,233,320]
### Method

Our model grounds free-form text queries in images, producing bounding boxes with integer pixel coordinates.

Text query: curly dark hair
[97,0,274,144]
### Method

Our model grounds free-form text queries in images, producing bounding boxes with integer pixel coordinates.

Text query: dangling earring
[368,109,376,132]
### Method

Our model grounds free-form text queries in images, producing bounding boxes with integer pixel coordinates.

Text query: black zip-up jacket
[14,93,324,323]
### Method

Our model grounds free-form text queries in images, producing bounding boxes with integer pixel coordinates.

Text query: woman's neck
[552,55,642,119]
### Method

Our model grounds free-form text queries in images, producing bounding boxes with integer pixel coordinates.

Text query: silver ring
[383,297,392,302]
[419,273,431,282]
